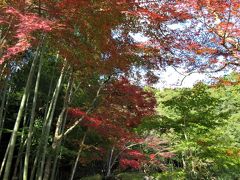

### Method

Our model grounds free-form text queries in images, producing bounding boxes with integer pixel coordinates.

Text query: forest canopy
[0,0,240,179]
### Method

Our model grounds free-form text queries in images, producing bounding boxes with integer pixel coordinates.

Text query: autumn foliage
[0,6,54,64]
[0,0,240,179]
[171,0,240,72]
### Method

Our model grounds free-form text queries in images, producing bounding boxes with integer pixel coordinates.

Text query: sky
[153,67,227,89]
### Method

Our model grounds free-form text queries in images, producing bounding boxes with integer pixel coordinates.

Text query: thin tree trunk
[0,63,7,80]
[182,152,186,170]
[23,47,44,180]
[57,76,111,141]
[12,95,30,179]
[3,47,40,180]
[0,138,10,178]
[30,61,56,180]
[0,85,10,143]
[0,77,8,142]
[29,152,39,180]
[182,118,188,171]
[43,63,55,121]
[43,72,73,180]
[69,132,87,180]
[0,86,11,143]
[45,76,111,179]
[107,146,115,177]
[12,139,27,180]
[0,76,7,123]
[50,101,71,180]
[36,61,66,180]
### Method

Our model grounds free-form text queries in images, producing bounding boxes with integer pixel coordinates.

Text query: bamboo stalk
[23,49,44,180]
[3,47,40,180]
[36,60,66,180]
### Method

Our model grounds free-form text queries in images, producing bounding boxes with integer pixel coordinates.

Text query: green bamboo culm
[36,59,66,180]
[23,47,44,180]
[2,47,40,180]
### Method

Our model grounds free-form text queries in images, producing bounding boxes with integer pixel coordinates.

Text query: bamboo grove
[0,0,240,179]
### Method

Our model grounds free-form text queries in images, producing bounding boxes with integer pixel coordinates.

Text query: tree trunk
[36,60,66,180]
[12,95,30,179]
[11,139,27,180]
[30,62,56,180]
[3,48,40,180]
[70,132,87,180]
[23,52,44,180]
[43,71,73,180]
[0,138,10,178]
[0,85,10,143]
[107,146,115,177]
[58,76,110,141]
[0,76,7,124]
[0,64,7,80]
[50,101,70,180]
[0,77,8,142]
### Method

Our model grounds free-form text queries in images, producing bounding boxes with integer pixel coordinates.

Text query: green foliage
[152,170,186,180]
[80,174,102,180]
[116,172,146,180]
[137,80,240,179]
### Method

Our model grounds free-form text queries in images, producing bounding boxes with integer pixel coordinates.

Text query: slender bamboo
[43,72,73,180]
[50,77,108,180]
[12,139,27,180]
[23,46,44,180]
[30,59,57,180]
[50,94,72,180]
[0,137,10,178]
[0,77,8,142]
[0,85,10,143]
[50,81,74,180]
[49,115,67,180]
[3,47,40,180]
[0,77,7,122]
[12,94,30,179]
[29,151,39,180]
[37,61,66,180]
